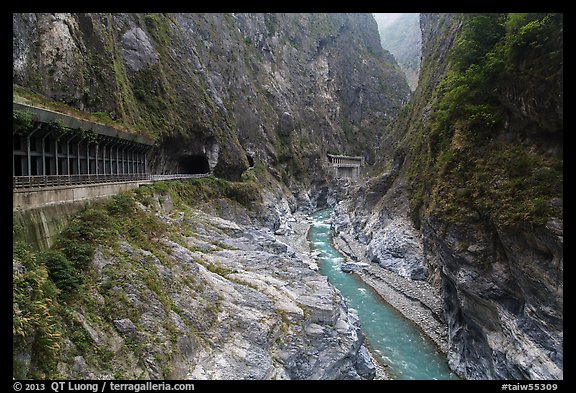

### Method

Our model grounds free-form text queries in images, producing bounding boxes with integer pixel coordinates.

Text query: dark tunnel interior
[178,155,210,174]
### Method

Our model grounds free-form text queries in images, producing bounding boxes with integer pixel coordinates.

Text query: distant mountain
[373,13,421,91]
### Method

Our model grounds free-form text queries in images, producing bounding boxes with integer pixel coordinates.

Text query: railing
[13,174,152,189]
[13,173,212,189]
[331,163,361,168]
[150,173,210,181]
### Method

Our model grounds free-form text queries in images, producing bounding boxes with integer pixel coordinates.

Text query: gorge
[13,13,562,381]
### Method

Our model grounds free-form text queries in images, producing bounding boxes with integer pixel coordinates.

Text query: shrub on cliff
[36,250,81,295]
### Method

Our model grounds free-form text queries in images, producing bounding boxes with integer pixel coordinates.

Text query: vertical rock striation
[336,13,562,380]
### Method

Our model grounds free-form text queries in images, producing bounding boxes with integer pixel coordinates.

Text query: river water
[309,208,459,380]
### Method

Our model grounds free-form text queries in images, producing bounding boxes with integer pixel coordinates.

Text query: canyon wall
[336,13,563,379]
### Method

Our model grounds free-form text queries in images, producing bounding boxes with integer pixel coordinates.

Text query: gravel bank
[278,211,448,356]
[333,231,449,354]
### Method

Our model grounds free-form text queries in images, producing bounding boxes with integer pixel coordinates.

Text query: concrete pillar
[134,149,139,174]
[122,146,126,174]
[86,141,91,175]
[125,145,129,174]
[129,145,133,174]
[64,134,75,176]
[109,141,114,175]
[41,136,45,176]
[95,143,99,176]
[138,149,141,175]
[127,144,133,174]
[26,126,40,176]
[118,143,122,175]
[101,142,105,175]
[134,146,138,174]
[128,146,133,174]
[115,144,119,175]
[41,134,46,176]
[102,139,111,176]
[65,138,69,176]
[117,144,121,175]
[41,130,53,176]
[54,136,59,176]
[77,141,81,175]
[142,147,147,174]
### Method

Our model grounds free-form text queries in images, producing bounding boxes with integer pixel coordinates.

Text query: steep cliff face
[373,13,421,91]
[336,13,562,379]
[13,13,409,185]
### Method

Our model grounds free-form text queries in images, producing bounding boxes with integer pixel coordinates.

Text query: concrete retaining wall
[13,181,151,211]
[13,181,153,250]
[13,202,90,250]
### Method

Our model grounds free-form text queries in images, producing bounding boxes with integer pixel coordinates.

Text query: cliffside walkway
[327,154,364,181]
[13,101,153,180]
[13,173,210,190]
[13,101,211,209]
[13,173,211,211]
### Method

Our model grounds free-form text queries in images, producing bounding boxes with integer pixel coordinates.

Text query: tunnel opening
[246,154,255,168]
[178,155,210,174]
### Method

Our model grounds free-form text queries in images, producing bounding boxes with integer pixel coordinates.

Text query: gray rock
[355,345,376,379]
[120,27,159,73]
[13,260,25,275]
[341,262,368,273]
[113,318,140,340]
[92,248,114,276]
[425,216,563,380]
[364,217,427,280]
[279,111,295,135]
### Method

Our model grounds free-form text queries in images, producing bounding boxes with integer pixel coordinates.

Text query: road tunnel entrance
[178,154,210,174]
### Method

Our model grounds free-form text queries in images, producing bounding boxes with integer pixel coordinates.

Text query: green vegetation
[36,250,81,295]
[13,190,166,378]
[13,109,33,132]
[13,242,62,379]
[13,175,265,378]
[135,176,261,210]
[406,13,562,228]
[307,14,340,38]
[12,108,102,147]
[13,85,151,138]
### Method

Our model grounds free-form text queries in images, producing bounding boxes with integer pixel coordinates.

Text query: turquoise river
[309,208,459,380]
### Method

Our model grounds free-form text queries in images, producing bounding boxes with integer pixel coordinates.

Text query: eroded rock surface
[52,193,374,380]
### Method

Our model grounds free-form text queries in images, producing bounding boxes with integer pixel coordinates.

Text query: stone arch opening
[246,154,255,168]
[178,155,210,174]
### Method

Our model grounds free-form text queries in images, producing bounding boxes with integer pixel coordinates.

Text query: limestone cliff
[335,13,563,379]
[13,13,409,185]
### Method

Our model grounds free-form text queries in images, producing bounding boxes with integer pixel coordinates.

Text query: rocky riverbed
[38,190,379,380]
[275,207,453,379]
[326,197,450,356]
[275,211,389,380]
[332,230,448,354]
